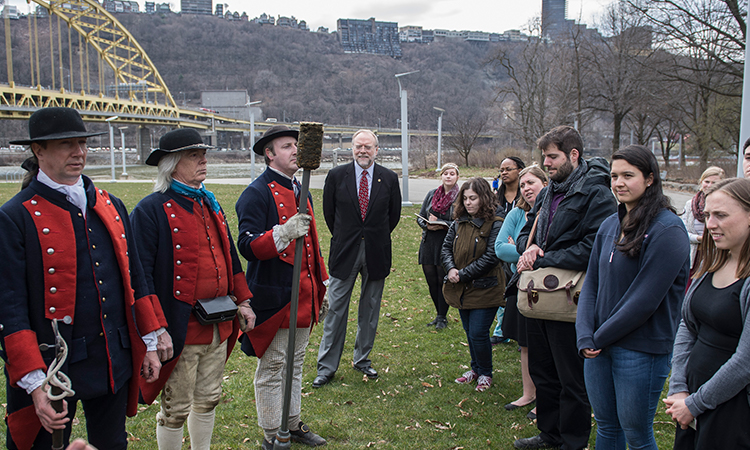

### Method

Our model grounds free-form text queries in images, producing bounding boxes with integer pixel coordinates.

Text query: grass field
[0,181,679,449]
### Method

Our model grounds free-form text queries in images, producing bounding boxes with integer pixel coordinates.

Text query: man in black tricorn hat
[130,128,256,450]
[235,125,328,449]
[0,107,171,449]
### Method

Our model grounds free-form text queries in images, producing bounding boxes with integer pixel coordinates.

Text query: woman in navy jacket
[576,145,689,450]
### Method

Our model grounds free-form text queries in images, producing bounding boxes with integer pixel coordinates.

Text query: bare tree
[444,111,489,167]
[583,4,657,154]
[623,0,745,97]
[486,19,576,164]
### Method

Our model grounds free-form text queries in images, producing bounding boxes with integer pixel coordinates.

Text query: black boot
[427,316,438,327]
[435,315,448,330]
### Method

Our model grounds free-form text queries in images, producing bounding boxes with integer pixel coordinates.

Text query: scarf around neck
[535,158,588,247]
[171,180,221,213]
[431,183,459,215]
[691,190,706,223]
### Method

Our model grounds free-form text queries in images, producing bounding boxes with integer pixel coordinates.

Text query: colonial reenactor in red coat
[235,125,328,449]
[130,128,256,450]
[0,107,171,450]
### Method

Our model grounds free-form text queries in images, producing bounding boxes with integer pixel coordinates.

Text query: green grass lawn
[0,181,678,449]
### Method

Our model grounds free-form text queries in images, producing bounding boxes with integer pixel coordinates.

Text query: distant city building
[337,17,402,58]
[214,3,222,15]
[399,25,423,43]
[155,2,171,13]
[542,0,568,36]
[240,12,248,21]
[103,0,139,13]
[3,5,19,18]
[181,0,211,15]
[201,90,262,122]
[421,29,434,43]
[433,29,464,40]
[252,12,275,25]
[317,26,329,33]
[463,30,489,42]
[277,15,297,28]
[145,1,154,13]
[298,20,308,31]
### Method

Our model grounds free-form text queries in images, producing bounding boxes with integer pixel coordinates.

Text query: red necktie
[358,171,369,221]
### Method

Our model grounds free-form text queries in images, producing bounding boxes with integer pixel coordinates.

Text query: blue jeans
[583,346,671,450]
[458,307,496,377]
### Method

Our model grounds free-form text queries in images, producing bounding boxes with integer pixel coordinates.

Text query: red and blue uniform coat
[129,190,253,404]
[235,168,328,358]
[0,176,167,450]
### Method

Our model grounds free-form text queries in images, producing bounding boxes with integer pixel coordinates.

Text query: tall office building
[542,0,567,36]
[337,17,402,58]
[181,0,211,15]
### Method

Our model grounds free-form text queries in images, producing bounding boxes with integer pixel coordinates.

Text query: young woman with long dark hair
[576,145,690,449]
[441,177,504,392]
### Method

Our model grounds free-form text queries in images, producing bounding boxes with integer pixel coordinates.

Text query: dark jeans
[527,318,591,450]
[458,307,496,377]
[422,264,449,317]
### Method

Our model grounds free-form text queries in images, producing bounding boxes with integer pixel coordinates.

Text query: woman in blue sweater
[576,145,690,450]
[495,165,547,415]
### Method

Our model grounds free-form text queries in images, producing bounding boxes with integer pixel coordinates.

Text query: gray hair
[154,152,182,193]
[352,129,379,147]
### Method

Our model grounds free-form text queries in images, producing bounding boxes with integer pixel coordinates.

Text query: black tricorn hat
[9,107,106,145]
[145,128,214,166]
[253,125,299,155]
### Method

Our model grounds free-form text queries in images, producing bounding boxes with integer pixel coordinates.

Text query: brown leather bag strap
[525,214,541,251]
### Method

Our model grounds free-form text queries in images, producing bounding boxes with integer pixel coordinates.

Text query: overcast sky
[8,0,613,34]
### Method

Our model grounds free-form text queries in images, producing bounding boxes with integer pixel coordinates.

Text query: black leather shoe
[313,374,334,388]
[505,399,535,411]
[261,437,275,450]
[353,365,378,379]
[527,409,537,421]
[290,421,327,447]
[513,434,557,449]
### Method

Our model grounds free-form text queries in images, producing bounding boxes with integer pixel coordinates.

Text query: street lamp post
[119,126,128,178]
[105,116,119,182]
[395,70,419,207]
[247,100,262,180]
[434,107,445,170]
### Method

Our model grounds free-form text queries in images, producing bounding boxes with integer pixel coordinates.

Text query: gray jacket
[668,274,750,417]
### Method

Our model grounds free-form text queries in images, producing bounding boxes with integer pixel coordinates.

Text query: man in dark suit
[313,129,401,387]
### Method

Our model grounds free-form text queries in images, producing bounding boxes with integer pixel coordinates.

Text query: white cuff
[142,329,160,352]
[18,369,46,395]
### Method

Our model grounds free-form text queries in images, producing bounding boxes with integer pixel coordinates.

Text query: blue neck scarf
[171,180,221,213]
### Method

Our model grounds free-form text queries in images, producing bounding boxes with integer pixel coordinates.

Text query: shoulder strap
[525,214,540,251]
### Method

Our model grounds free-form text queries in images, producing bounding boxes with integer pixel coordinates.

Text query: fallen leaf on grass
[457,398,468,408]
[126,432,140,442]
[243,437,250,443]
[422,382,434,388]
[460,342,469,347]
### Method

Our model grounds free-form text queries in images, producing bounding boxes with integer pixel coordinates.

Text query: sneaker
[455,370,477,384]
[475,375,492,392]
[490,336,510,345]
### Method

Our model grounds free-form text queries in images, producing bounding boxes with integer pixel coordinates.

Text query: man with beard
[313,129,401,387]
[512,126,616,450]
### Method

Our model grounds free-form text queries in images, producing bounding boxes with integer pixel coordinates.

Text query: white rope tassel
[43,319,75,401]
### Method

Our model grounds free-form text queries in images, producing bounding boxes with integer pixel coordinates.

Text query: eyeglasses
[499,167,518,173]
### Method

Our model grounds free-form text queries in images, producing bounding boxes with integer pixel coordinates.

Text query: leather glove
[275,213,312,243]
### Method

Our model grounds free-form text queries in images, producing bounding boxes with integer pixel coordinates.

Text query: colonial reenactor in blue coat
[130,128,256,450]
[0,107,171,450]
[235,125,328,449]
